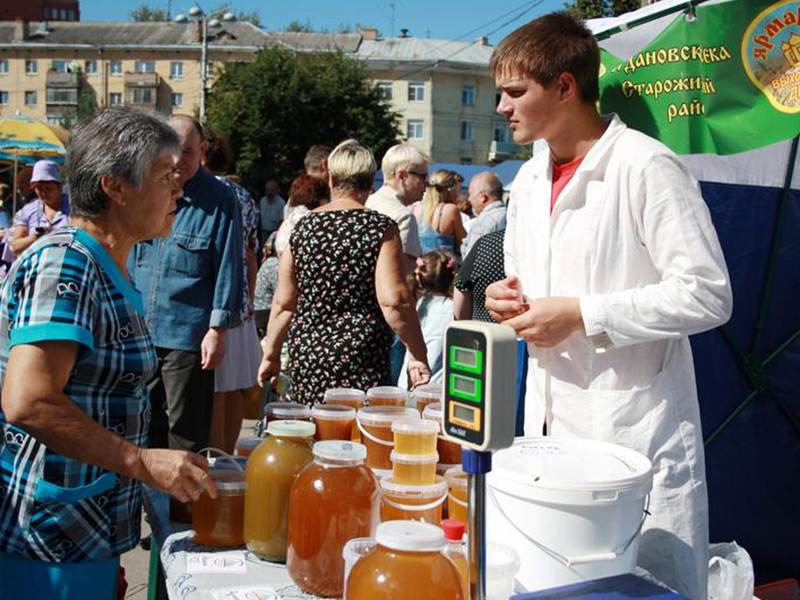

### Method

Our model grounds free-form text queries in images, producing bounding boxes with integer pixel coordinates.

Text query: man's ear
[557,72,578,103]
[100,174,126,207]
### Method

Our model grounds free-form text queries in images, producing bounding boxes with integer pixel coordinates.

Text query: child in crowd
[398,249,456,388]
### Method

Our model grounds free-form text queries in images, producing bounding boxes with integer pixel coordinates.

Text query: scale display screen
[453,347,477,368]
[453,374,477,396]
[453,403,476,423]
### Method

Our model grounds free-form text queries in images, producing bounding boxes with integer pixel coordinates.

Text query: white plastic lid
[412,384,442,400]
[491,437,653,493]
[391,417,440,435]
[390,450,439,465]
[367,386,408,400]
[379,474,448,498]
[324,388,367,402]
[265,402,311,419]
[313,440,367,464]
[444,466,467,490]
[422,402,443,421]
[311,404,357,420]
[267,419,316,438]
[376,520,446,552]
[357,405,418,426]
[485,542,521,579]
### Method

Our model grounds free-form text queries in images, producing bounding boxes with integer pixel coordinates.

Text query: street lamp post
[174,4,235,122]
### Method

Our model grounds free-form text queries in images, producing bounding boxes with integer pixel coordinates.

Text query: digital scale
[441,321,518,600]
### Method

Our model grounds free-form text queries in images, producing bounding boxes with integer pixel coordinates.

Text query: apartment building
[0,21,517,164]
[0,0,80,23]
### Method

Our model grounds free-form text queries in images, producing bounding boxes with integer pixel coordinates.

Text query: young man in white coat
[485,13,733,599]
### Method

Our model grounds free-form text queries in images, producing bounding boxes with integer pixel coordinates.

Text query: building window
[60,9,68,20]
[0,91,8,106]
[46,88,78,103]
[132,89,153,104]
[460,121,473,141]
[67,10,75,20]
[406,119,424,140]
[461,84,475,106]
[461,157,473,165]
[25,91,38,106]
[85,60,98,75]
[170,93,183,108]
[25,59,38,75]
[110,60,123,76]
[0,60,8,74]
[134,60,156,73]
[170,62,183,79]
[51,60,69,73]
[376,82,392,100]
[493,123,510,144]
[109,92,122,106]
[46,115,63,125]
[408,82,424,102]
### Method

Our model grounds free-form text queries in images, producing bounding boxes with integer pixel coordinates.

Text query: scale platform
[511,574,691,599]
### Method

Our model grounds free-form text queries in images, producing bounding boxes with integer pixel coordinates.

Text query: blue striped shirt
[0,227,157,562]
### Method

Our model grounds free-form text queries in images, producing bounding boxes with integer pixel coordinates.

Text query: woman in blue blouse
[0,107,217,599]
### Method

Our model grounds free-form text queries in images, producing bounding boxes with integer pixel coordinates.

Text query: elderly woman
[259,139,430,403]
[0,107,216,599]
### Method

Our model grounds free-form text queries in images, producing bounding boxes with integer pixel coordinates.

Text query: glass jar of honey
[356,406,418,470]
[287,441,380,597]
[366,385,409,407]
[345,520,465,600]
[192,450,246,547]
[323,387,367,410]
[423,402,462,465]
[244,420,315,561]
[411,383,442,415]
[311,404,356,441]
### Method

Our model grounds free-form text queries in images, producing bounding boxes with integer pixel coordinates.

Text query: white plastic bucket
[487,436,653,592]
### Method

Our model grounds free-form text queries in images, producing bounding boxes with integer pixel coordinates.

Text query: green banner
[599,0,800,155]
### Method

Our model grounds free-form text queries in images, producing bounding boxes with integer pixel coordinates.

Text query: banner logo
[742,0,800,113]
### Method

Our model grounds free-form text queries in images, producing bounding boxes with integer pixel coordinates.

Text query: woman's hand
[407,359,431,389]
[257,354,281,388]
[138,448,217,503]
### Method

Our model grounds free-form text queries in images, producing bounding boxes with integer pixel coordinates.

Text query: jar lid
[376,520,446,552]
[311,404,356,420]
[411,384,442,400]
[486,542,521,579]
[441,518,465,541]
[422,402,443,421]
[366,386,408,400]
[444,466,468,490]
[211,469,246,492]
[356,405,418,426]
[313,440,367,464]
[391,417,440,435]
[379,474,448,498]
[323,388,367,402]
[265,402,311,419]
[390,450,439,465]
[267,419,316,438]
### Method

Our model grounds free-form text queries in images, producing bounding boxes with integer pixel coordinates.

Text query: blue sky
[81,0,566,44]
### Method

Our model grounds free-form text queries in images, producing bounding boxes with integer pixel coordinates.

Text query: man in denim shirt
[129,115,243,453]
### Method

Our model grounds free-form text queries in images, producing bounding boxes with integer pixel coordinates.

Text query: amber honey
[366,386,408,407]
[357,406,418,470]
[192,471,246,547]
[244,420,315,561]
[391,451,438,485]
[411,384,442,415]
[287,441,380,597]
[422,402,462,464]
[311,404,356,441]
[345,521,465,600]
[323,388,367,410]
[444,466,468,528]
[234,437,263,458]
[379,476,448,525]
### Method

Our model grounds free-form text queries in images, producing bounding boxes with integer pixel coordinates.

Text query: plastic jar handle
[356,418,394,447]
[448,491,468,508]
[197,446,244,473]
[382,493,448,512]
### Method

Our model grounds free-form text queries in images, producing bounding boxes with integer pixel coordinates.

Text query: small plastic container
[411,384,442,414]
[391,451,438,485]
[392,418,439,455]
[437,462,460,477]
[234,437,263,458]
[342,538,378,599]
[311,404,356,441]
[357,406,418,470]
[192,449,246,547]
[324,388,367,410]
[367,386,409,407]
[346,520,464,600]
[423,402,462,464]
[485,542,521,600]
[442,519,469,599]
[379,475,448,525]
[265,402,311,422]
[444,466,468,528]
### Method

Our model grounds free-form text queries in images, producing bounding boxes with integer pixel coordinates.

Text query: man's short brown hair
[490,12,600,104]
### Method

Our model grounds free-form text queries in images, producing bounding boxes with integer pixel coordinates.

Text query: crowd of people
[0,10,733,600]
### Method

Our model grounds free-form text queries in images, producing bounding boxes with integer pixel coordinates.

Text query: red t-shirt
[550,155,584,213]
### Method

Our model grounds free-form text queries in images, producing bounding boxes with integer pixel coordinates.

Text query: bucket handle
[383,492,448,512]
[448,491,468,508]
[487,485,650,568]
[357,419,394,447]
[197,447,244,473]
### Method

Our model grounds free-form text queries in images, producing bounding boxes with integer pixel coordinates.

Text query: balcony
[46,71,80,88]
[124,72,161,88]
[488,140,520,162]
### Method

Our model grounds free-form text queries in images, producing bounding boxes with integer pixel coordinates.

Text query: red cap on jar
[441,519,465,541]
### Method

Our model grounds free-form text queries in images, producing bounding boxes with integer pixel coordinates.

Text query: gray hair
[381,143,429,184]
[472,171,504,202]
[66,107,181,218]
[328,139,376,193]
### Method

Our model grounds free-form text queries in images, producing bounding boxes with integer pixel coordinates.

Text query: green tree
[206,47,401,192]
[285,19,315,32]
[129,3,167,21]
[59,90,98,130]
[565,0,647,18]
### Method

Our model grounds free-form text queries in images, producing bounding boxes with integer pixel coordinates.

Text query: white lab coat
[506,115,732,600]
